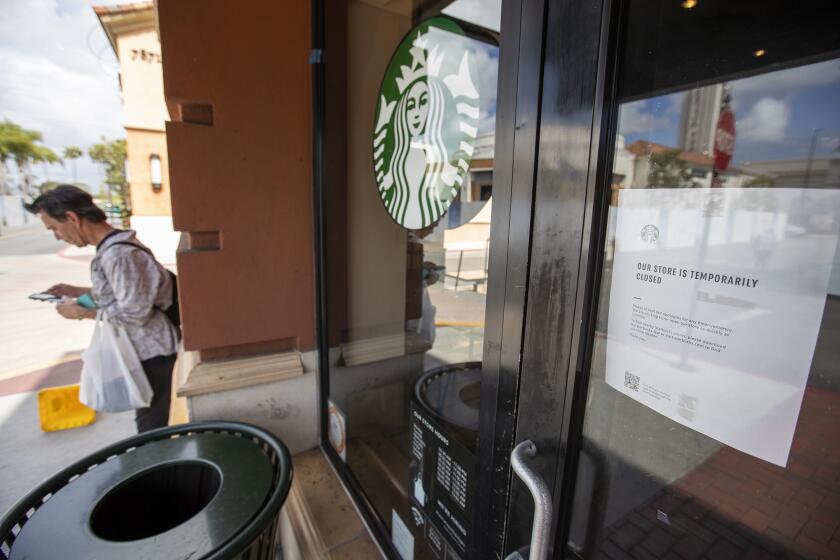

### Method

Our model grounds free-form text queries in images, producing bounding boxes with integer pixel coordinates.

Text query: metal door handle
[508,440,553,560]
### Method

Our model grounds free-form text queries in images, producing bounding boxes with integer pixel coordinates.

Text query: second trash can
[0,421,292,560]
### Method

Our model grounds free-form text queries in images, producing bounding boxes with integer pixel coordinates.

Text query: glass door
[504,0,840,558]
[314,1,531,559]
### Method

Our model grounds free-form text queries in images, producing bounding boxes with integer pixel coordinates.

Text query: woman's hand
[56,302,96,320]
[47,284,89,298]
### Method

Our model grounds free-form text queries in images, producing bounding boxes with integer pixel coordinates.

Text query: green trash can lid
[10,432,273,560]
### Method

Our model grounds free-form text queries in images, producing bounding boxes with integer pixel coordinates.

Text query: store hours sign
[606,188,840,466]
[373,17,480,230]
[408,402,475,559]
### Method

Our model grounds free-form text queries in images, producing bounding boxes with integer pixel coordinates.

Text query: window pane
[322,2,500,558]
[566,3,840,558]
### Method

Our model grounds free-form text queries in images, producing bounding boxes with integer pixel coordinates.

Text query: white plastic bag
[80,312,153,412]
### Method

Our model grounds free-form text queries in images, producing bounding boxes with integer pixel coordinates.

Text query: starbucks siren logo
[641,224,660,244]
[373,17,480,229]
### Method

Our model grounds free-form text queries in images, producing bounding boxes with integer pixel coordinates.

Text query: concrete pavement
[0,227,136,518]
[0,391,135,517]
[0,228,95,375]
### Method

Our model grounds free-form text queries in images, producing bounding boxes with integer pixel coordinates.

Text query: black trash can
[413,361,482,450]
[0,421,292,560]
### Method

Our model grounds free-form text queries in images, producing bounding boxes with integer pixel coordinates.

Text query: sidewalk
[0,231,95,375]
[0,224,44,240]
[0,390,135,517]
[0,228,135,518]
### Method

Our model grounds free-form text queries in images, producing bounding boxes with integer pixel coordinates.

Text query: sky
[443,0,502,32]
[0,0,501,194]
[0,0,126,191]
[4,0,833,194]
[443,0,500,137]
[618,59,840,165]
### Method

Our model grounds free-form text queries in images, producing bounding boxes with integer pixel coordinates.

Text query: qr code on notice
[624,371,640,391]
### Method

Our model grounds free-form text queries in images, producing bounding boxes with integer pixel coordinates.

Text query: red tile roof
[626,140,715,167]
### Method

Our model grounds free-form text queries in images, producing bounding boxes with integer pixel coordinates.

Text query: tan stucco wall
[107,19,171,219]
[116,29,168,132]
[126,128,171,216]
[344,1,411,340]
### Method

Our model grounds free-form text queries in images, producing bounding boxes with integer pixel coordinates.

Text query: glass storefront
[319,1,500,558]
[314,1,840,558]
[565,2,840,558]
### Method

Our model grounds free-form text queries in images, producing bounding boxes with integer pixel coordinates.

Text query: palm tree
[89,137,130,227]
[63,145,83,182]
[0,121,35,195]
[0,121,62,197]
[0,139,10,196]
[11,131,42,197]
[34,145,62,184]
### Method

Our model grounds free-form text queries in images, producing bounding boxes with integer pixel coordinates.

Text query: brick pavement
[0,359,82,397]
[590,387,840,560]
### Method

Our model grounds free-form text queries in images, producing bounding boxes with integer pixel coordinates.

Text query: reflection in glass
[442,0,502,33]
[568,57,840,559]
[323,2,499,558]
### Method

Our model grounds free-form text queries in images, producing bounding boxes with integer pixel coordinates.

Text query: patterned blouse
[90,230,179,361]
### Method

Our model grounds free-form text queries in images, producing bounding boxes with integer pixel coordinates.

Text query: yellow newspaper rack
[37,384,96,432]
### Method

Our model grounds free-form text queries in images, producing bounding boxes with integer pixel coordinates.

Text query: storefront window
[321,1,500,558]
[566,2,840,557]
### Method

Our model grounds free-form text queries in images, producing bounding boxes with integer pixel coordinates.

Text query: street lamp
[804,128,822,188]
[150,154,162,192]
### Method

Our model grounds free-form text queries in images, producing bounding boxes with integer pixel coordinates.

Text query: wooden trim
[339,331,432,367]
[124,126,166,134]
[167,345,195,424]
[177,351,304,397]
[340,333,405,366]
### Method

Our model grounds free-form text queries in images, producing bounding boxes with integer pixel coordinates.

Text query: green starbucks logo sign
[373,17,480,229]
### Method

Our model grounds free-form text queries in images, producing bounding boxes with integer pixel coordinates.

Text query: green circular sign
[373,17,480,230]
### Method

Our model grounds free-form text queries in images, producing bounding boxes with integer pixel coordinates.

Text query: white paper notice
[392,509,415,560]
[606,188,840,467]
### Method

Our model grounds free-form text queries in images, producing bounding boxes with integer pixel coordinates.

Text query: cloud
[738,98,790,142]
[618,99,675,135]
[427,27,498,136]
[818,134,840,152]
[468,43,498,135]
[443,0,502,32]
[731,59,840,103]
[0,0,126,189]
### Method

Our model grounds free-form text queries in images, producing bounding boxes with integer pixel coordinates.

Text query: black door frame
[508,1,840,557]
[310,0,614,558]
[470,0,547,557]
[499,0,619,556]
[310,0,547,557]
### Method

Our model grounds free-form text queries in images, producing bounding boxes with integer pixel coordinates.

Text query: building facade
[152,1,840,559]
[156,0,319,453]
[95,2,179,262]
[678,84,725,157]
